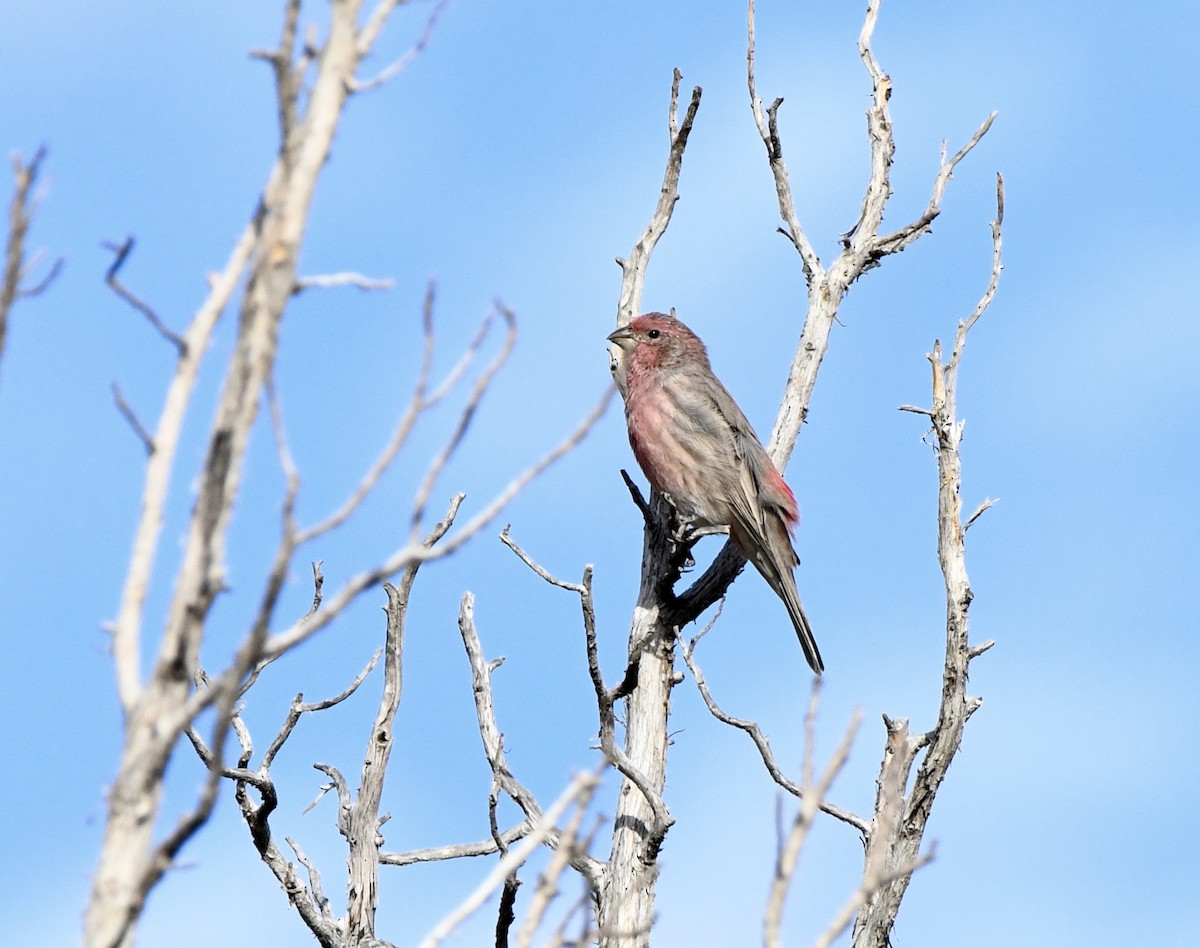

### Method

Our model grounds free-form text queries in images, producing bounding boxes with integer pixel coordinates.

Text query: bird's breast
[625,375,732,527]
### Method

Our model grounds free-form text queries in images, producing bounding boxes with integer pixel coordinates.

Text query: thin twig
[419,768,603,948]
[963,497,998,534]
[287,837,334,924]
[380,824,532,866]
[679,632,868,832]
[264,387,614,661]
[294,271,395,292]
[353,0,449,91]
[763,704,862,948]
[261,647,382,769]
[747,0,819,281]
[103,237,187,354]
[111,384,156,455]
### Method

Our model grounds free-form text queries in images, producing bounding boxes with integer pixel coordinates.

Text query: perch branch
[747,0,820,281]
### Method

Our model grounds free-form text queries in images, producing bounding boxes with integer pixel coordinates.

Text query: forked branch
[457,588,606,889]
[500,529,673,832]
[419,768,605,948]
[675,0,996,637]
[851,173,1005,948]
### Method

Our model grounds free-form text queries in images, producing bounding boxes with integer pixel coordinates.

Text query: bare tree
[84,3,607,946]
[82,0,1002,944]
[853,173,1003,947]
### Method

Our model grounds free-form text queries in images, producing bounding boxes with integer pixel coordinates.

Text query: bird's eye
[646,329,661,339]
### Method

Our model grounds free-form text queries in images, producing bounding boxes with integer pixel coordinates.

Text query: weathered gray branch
[680,629,868,833]
[599,70,708,945]
[86,4,441,945]
[380,824,533,866]
[850,173,1004,948]
[419,768,604,948]
[457,589,607,890]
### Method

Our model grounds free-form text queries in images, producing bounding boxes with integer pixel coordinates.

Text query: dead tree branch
[85,5,453,946]
[1,146,61,376]
[103,237,187,353]
[380,824,533,866]
[0,144,59,374]
[679,631,868,833]
[457,589,607,890]
[599,66,706,947]
[419,768,604,948]
[763,687,862,948]
[850,173,1004,948]
[294,271,395,292]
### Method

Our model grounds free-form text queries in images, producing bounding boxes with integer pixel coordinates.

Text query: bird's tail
[777,576,824,675]
[732,521,825,674]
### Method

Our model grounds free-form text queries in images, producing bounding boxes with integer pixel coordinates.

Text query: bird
[607,312,823,674]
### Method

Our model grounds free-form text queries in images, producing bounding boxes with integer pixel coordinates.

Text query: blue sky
[1,1,1197,945]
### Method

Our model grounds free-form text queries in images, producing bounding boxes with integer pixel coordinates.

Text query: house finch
[608,312,824,674]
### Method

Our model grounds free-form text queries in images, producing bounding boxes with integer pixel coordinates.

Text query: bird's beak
[607,326,635,351]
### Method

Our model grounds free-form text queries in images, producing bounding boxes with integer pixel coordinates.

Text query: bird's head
[607,312,709,375]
